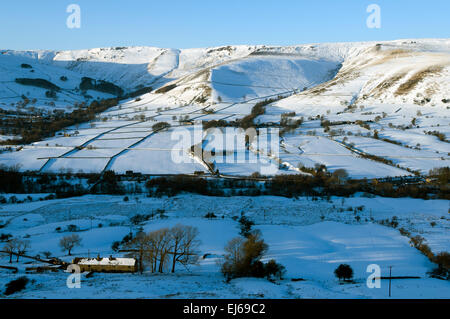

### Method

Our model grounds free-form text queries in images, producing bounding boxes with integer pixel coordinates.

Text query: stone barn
[72,256,137,273]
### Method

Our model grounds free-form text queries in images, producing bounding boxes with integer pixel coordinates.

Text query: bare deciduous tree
[1,238,30,263]
[149,228,171,273]
[332,169,349,185]
[16,239,30,262]
[123,225,201,274]
[59,234,82,256]
[3,239,18,263]
[169,224,200,273]
[220,230,273,281]
[223,237,246,267]
[124,232,150,273]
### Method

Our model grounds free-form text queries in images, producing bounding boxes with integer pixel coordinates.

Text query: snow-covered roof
[76,257,135,266]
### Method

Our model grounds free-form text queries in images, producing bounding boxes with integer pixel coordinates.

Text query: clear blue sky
[1,0,449,50]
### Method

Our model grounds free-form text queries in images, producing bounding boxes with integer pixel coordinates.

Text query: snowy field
[280,134,410,178]
[0,194,448,299]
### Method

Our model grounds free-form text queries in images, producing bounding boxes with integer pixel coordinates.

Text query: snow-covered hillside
[0,39,449,177]
[275,39,450,110]
[3,39,449,103]
[0,52,115,113]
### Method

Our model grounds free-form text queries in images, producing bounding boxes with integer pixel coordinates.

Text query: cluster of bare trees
[124,224,200,274]
[220,230,285,282]
[2,238,30,263]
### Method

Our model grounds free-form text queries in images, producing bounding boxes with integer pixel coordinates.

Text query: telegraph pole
[388,266,392,297]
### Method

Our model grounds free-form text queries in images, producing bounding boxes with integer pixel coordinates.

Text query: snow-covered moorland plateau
[0,39,449,299]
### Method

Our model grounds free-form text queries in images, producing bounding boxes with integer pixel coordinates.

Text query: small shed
[72,256,137,273]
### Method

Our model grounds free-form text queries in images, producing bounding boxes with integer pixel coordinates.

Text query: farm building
[72,256,137,273]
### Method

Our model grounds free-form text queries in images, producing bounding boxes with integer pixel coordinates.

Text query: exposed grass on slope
[395,66,444,96]
[155,84,177,94]
[370,73,407,98]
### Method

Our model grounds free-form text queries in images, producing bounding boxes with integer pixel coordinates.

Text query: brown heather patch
[366,49,414,68]
[395,65,444,96]
[158,68,212,97]
[155,83,177,94]
[308,85,328,95]
[425,83,439,96]
[370,73,407,98]
[388,49,410,56]
[306,68,361,96]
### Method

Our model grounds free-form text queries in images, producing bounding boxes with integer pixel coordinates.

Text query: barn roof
[75,257,135,266]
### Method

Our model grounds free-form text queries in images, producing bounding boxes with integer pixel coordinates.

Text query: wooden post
[388,266,392,297]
